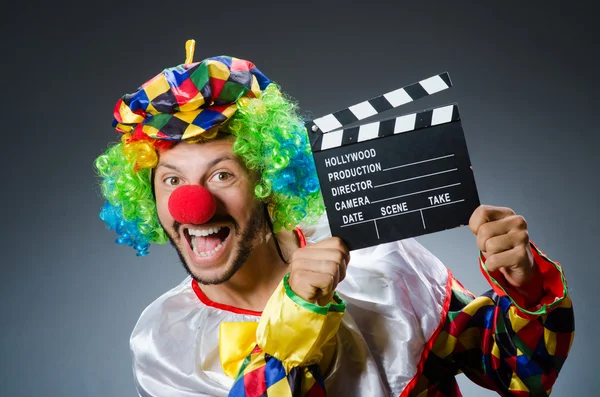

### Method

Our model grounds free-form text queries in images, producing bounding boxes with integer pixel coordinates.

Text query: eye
[164,176,181,186]
[211,172,233,182]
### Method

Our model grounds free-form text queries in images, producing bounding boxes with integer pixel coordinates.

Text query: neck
[198,228,299,312]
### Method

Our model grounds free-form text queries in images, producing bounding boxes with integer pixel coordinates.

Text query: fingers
[484,245,535,288]
[475,215,528,252]
[484,244,530,272]
[469,205,516,235]
[309,237,351,263]
[481,230,529,255]
[288,269,337,305]
[292,248,348,282]
[288,237,350,306]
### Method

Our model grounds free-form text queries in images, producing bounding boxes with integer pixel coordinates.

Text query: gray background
[1,1,597,396]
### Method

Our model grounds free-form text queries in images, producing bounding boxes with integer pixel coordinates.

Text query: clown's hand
[469,205,542,294]
[288,237,350,306]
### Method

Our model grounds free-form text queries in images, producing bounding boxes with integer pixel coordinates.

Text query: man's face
[153,136,266,285]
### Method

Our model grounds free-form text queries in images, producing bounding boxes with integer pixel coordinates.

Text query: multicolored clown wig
[95,40,324,256]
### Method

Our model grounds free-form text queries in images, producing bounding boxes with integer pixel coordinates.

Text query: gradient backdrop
[1,1,597,396]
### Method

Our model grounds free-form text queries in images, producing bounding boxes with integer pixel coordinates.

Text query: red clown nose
[168,185,217,225]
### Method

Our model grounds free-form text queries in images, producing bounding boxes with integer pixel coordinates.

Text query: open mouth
[185,226,231,258]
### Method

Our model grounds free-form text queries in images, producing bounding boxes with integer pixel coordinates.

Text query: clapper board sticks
[306,72,480,251]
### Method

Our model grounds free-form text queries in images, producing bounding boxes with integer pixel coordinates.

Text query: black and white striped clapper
[306,72,480,251]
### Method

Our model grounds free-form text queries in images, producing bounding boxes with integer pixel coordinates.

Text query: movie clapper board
[306,72,480,251]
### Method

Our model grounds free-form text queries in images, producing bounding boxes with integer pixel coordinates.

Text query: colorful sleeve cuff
[479,241,568,318]
[256,273,346,370]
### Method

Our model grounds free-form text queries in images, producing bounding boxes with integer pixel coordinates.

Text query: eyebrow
[156,155,241,173]
[207,155,240,169]
[155,163,182,172]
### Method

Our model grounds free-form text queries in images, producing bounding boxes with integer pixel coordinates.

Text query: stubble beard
[164,203,266,285]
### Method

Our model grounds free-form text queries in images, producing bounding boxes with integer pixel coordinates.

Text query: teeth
[189,226,226,257]
[188,226,222,237]
[192,238,226,257]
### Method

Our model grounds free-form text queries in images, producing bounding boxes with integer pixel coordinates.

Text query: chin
[190,263,244,285]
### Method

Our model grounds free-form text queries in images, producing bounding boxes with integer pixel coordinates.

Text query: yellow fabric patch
[266,378,294,396]
[117,100,145,125]
[300,370,317,395]
[249,76,261,98]
[491,338,501,360]
[181,124,206,140]
[207,60,231,81]
[544,328,557,356]
[508,306,531,333]
[179,93,207,112]
[458,327,482,350]
[516,348,525,356]
[432,330,456,359]
[174,110,202,124]
[142,124,161,139]
[219,322,258,379]
[146,102,158,115]
[508,372,530,392]
[221,103,239,119]
[242,351,267,373]
[461,296,494,316]
[144,74,171,101]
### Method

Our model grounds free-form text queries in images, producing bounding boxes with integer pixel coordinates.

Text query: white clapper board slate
[306,72,480,251]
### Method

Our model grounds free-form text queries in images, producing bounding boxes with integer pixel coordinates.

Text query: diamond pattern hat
[112,40,272,142]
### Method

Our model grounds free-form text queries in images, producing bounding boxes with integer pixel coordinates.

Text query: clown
[95,40,574,396]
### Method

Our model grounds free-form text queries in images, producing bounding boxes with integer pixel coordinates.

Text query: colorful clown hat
[112,40,271,142]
